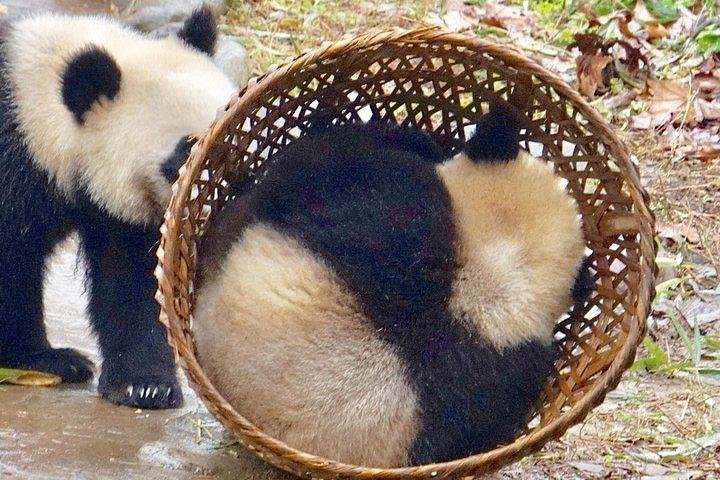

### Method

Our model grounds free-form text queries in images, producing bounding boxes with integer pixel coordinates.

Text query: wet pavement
[0,239,292,479]
[0,1,289,478]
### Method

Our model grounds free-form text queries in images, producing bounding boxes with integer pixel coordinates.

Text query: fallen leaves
[577,50,612,97]
[632,79,720,129]
[480,1,537,34]
[570,33,649,98]
[440,0,481,32]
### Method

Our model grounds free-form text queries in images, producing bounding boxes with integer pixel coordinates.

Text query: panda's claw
[99,371,183,409]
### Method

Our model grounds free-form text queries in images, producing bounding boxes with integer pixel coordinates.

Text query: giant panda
[193,104,594,466]
[0,6,236,409]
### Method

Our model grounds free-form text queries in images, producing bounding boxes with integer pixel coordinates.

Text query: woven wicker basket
[155,27,657,479]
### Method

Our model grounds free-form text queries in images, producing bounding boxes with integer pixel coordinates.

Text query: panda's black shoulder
[306,121,446,163]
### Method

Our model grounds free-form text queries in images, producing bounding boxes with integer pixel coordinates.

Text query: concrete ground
[0,239,292,479]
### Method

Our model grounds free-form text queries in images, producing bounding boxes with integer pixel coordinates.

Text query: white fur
[194,224,420,468]
[437,152,585,350]
[4,14,235,225]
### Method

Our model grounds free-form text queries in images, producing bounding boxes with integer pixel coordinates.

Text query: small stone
[214,37,252,88]
[124,0,227,33]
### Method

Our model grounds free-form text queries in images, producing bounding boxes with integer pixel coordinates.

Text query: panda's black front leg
[78,213,182,409]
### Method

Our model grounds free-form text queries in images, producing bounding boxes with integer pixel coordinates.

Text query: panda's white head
[4,6,236,224]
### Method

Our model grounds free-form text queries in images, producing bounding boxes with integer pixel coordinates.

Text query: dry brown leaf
[693,74,720,98]
[695,144,720,162]
[656,221,701,245]
[646,22,669,41]
[694,97,720,122]
[667,7,696,38]
[645,79,691,128]
[605,89,638,109]
[633,0,657,24]
[481,2,537,34]
[442,0,480,31]
[578,53,612,98]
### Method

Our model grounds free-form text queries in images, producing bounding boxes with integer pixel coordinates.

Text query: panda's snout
[161,137,194,183]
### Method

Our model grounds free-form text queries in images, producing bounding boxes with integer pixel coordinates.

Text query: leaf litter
[219,0,719,477]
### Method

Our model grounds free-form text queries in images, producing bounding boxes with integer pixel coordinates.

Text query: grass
[221,0,436,73]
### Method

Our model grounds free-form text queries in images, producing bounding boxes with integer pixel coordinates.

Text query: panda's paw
[98,371,183,409]
[7,348,95,383]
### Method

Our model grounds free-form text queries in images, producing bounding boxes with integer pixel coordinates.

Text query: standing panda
[0,6,235,409]
[193,104,594,466]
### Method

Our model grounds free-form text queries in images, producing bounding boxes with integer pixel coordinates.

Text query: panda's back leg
[0,190,93,382]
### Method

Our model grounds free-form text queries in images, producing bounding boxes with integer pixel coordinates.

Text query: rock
[214,37,252,87]
[124,0,227,33]
[149,21,183,38]
[148,24,251,88]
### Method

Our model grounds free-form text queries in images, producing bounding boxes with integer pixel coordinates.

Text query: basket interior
[158,30,654,477]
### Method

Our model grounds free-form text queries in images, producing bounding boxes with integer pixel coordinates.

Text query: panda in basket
[0,6,235,409]
[193,103,595,466]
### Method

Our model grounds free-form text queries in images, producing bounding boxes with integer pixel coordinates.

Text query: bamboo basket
[155,26,657,479]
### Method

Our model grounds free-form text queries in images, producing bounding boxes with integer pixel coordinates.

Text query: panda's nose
[161,137,194,183]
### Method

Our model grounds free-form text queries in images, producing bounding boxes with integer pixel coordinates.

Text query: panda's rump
[437,151,585,350]
[193,222,421,467]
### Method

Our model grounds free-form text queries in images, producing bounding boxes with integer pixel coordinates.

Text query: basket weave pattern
[155,27,657,479]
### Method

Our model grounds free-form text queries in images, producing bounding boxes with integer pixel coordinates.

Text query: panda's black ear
[62,46,121,124]
[465,102,522,163]
[177,4,217,56]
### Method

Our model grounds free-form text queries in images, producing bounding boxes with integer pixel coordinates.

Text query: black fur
[203,120,562,464]
[572,256,595,306]
[161,137,194,183]
[61,46,121,124]
[465,103,522,163]
[177,5,217,56]
[0,35,180,409]
[77,200,182,409]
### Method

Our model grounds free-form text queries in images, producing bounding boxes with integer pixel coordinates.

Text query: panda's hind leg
[78,210,182,409]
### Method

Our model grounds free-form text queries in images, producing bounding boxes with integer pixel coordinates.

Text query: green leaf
[655,277,682,298]
[669,313,701,365]
[645,0,680,23]
[704,337,720,351]
[696,24,720,54]
[632,429,720,463]
[656,252,683,268]
[595,0,636,16]
[631,337,670,371]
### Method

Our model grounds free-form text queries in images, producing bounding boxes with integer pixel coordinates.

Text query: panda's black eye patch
[161,137,194,183]
[61,46,121,124]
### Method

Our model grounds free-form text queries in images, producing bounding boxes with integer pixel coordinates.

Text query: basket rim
[157,26,657,478]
